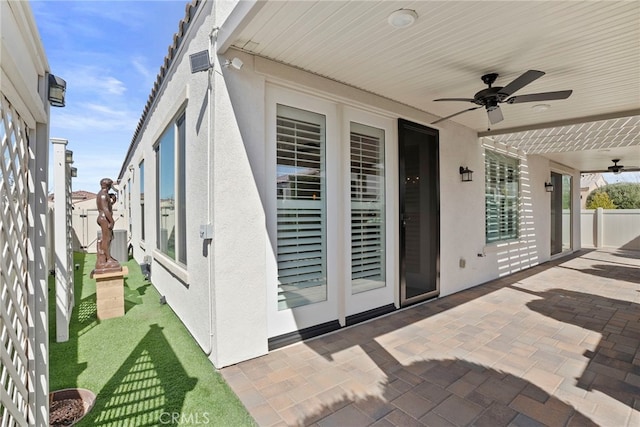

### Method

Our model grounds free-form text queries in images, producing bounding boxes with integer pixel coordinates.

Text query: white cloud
[51,107,138,133]
[62,66,127,97]
[131,56,156,84]
[102,77,127,96]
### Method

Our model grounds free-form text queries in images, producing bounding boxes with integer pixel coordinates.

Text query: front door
[398,119,439,305]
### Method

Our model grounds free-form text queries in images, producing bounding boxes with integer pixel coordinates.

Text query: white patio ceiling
[219,0,640,172]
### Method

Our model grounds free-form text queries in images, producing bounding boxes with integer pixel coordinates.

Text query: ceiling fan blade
[499,70,545,97]
[487,106,504,124]
[431,106,481,124]
[506,90,573,104]
[433,98,476,103]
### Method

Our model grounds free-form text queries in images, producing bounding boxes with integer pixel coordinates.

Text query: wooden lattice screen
[0,94,31,426]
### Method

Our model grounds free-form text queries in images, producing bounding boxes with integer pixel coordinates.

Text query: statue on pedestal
[94,178,122,274]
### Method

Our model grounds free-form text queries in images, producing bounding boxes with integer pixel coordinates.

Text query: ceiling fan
[431,70,572,125]
[608,159,625,174]
[583,159,640,174]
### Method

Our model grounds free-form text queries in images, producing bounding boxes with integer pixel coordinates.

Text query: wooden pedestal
[92,267,128,320]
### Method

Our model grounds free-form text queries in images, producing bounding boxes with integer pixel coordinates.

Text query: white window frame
[266,85,340,338]
[342,107,396,317]
[139,160,145,242]
[485,149,520,244]
[155,110,187,266]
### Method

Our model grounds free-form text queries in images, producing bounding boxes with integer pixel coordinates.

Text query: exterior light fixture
[189,50,212,73]
[388,9,418,28]
[70,167,78,178]
[48,74,67,107]
[545,182,554,192]
[223,57,244,70]
[65,150,73,164]
[459,166,473,182]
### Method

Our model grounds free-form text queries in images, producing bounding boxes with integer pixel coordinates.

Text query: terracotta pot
[49,388,96,426]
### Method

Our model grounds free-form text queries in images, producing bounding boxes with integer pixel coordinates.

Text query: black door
[551,172,563,255]
[398,119,439,305]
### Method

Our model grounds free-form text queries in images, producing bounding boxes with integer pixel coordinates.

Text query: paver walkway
[221,249,640,426]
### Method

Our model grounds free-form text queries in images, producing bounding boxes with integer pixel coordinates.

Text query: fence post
[595,207,604,248]
[29,121,51,427]
[52,138,72,342]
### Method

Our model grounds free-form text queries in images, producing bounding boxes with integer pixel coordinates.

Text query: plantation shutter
[485,150,519,243]
[350,123,385,294]
[276,105,327,310]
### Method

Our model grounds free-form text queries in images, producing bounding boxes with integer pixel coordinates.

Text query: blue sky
[31,0,188,192]
[30,1,640,192]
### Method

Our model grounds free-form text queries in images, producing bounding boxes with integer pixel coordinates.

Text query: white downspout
[205,25,218,357]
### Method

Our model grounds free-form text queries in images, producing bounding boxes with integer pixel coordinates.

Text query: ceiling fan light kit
[432,70,573,125]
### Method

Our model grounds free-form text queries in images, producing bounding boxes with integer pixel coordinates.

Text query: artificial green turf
[49,252,256,426]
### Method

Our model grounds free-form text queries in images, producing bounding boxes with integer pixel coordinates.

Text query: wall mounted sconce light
[65,150,73,164]
[48,74,67,107]
[545,182,554,192]
[70,167,77,178]
[223,57,244,70]
[459,166,473,182]
[189,50,212,73]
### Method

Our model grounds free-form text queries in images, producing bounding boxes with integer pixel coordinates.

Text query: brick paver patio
[221,249,640,426]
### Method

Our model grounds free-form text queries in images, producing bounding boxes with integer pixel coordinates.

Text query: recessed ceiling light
[532,104,550,112]
[388,9,418,28]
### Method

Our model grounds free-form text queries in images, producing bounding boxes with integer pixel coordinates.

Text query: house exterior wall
[119,1,269,367]
[119,1,582,367]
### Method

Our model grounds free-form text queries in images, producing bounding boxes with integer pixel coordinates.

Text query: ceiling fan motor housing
[474,87,507,107]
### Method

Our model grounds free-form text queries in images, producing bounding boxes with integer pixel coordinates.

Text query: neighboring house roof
[48,190,97,203]
[580,173,607,190]
[119,0,200,179]
[72,190,97,201]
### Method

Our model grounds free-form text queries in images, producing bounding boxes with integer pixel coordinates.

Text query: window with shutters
[350,122,385,294]
[276,105,327,310]
[485,150,519,243]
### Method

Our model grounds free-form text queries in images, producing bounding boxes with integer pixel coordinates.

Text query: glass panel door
[398,119,439,305]
[551,172,572,256]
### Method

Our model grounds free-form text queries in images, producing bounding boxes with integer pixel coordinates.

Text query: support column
[28,120,51,427]
[52,138,71,341]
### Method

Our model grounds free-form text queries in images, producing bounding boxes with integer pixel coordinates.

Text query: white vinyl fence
[2,2,51,425]
[1,93,49,425]
[581,208,640,251]
[71,208,127,254]
[52,139,74,342]
[1,94,32,426]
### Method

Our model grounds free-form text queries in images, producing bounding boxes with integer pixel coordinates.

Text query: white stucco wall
[119,0,585,368]
[120,1,269,368]
[119,1,215,359]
